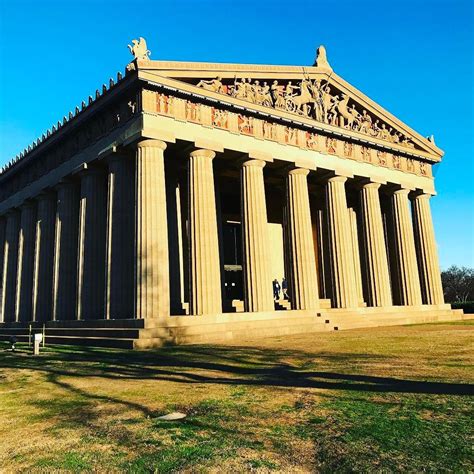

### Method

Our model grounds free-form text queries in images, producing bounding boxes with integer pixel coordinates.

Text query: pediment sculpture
[128,37,151,61]
[196,75,416,149]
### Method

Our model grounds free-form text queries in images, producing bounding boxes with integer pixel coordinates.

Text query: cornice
[0,69,138,181]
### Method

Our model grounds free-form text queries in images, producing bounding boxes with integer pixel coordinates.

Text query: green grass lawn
[1,321,473,472]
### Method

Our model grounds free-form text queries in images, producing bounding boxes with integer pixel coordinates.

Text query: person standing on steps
[272,279,281,301]
[281,277,289,300]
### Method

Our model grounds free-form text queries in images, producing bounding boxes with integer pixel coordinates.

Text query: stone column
[188,149,222,315]
[325,176,358,308]
[0,217,5,319]
[76,166,107,320]
[15,202,37,322]
[241,159,273,312]
[105,154,134,319]
[390,188,422,306]
[412,193,444,305]
[359,183,392,307]
[32,192,56,322]
[53,180,80,321]
[1,211,20,322]
[286,168,319,310]
[135,140,170,319]
[348,207,364,304]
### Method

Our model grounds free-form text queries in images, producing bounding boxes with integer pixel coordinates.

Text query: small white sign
[34,333,43,342]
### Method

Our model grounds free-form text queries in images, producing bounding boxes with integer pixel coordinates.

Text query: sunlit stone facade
[0,42,456,346]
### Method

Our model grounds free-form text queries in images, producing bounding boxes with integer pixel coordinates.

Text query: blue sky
[0,0,472,268]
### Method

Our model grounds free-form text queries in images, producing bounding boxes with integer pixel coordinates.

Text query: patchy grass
[0,321,473,472]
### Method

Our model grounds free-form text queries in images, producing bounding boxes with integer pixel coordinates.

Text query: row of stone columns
[0,139,445,324]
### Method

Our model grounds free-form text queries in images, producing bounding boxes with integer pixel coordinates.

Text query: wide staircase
[0,302,470,350]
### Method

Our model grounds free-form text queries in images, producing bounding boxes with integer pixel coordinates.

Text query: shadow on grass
[1,344,473,400]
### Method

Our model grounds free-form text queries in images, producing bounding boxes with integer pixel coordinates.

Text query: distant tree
[441,266,474,303]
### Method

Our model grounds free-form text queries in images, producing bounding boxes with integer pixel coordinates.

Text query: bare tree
[441,266,474,303]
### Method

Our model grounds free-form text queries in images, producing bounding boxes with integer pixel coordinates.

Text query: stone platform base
[0,304,472,349]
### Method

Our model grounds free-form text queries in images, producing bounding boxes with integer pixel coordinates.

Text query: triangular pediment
[133,58,443,162]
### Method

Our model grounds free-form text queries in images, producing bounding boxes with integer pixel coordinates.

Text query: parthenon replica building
[0,39,465,347]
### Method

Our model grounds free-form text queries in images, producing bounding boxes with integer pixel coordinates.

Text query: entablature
[139,76,434,181]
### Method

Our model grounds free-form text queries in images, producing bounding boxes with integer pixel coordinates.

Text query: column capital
[4,208,19,217]
[137,139,167,150]
[412,191,433,200]
[190,148,216,160]
[327,175,347,184]
[19,199,35,210]
[103,152,130,165]
[54,178,77,191]
[393,187,411,196]
[73,163,105,178]
[242,159,266,169]
[36,190,56,202]
[288,167,310,177]
[361,181,381,191]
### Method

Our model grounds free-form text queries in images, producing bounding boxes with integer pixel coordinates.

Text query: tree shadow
[2,343,473,446]
[2,343,473,397]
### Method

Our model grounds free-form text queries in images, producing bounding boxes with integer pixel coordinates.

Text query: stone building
[0,40,464,347]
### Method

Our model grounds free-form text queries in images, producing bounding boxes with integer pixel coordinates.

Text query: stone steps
[0,333,136,349]
[0,308,469,350]
[135,320,331,348]
[0,327,141,338]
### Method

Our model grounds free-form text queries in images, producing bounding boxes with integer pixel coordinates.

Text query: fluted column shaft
[76,167,107,320]
[360,183,392,307]
[286,168,319,310]
[0,217,5,319]
[188,149,222,315]
[1,211,20,322]
[32,193,56,322]
[15,202,37,322]
[348,207,364,304]
[106,155,134,319]
[241,159,273,312]
[135,140,170,319]
[325,176,358,308]
[412,193,444,304]
[391,189,422,306]
[53,181,79,320]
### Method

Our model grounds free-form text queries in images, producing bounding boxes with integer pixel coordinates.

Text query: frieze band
[143,89,431,178]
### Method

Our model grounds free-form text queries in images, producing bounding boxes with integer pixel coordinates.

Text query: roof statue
[314,45,331,69]
[128,37,151,60]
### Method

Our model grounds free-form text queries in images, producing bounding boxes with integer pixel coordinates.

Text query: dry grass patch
[0,321,473,472]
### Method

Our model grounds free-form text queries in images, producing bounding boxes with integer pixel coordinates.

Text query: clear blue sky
[0,0,472,269]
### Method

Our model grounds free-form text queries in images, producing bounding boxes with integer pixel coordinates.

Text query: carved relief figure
[377,150,387,166]
[271,81,285,109]
[306,132,318,149]
[361,146,371,162]
[238,114,253,134]
[343,142,353,157]
[326,137,337,154]
[212,108,228,128]
[285,78,315,116]
[197,77,223,93]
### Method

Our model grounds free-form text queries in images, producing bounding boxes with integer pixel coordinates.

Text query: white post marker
[33,333,43,356]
